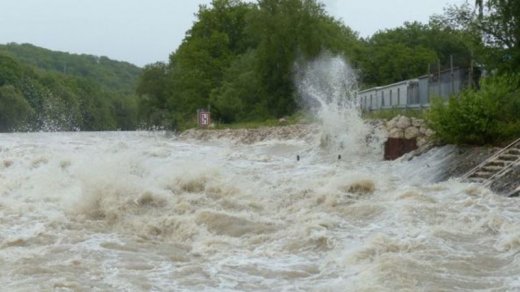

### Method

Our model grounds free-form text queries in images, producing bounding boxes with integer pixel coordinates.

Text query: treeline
[138,0,360,128]
[2,0,515,141]
[137,0,478,129]
[0,44,141,132]
[427,0,520,144]
[0,43,141,94]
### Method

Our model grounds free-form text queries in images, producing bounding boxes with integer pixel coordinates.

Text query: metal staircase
[461,138,520,188]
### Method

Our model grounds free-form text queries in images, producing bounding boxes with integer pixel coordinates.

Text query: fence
[357,67,471,111]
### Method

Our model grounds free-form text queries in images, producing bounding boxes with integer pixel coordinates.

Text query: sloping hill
[0,45,140,132]
[0,43,141,94]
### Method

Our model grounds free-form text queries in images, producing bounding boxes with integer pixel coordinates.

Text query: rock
[404,126,420,139]
[396,116,411,129]
[411,118,423,127]
[389,128,404,139]
[386,118,397,130]
[425,129,435,137]
[278,118,288,125]
[419,126,427,135]
[417,137,428,148]
[369,120,385,128]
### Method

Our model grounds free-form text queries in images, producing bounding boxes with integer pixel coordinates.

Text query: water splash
[295,53,381,157]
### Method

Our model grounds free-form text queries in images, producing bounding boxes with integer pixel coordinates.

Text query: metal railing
[483,158,520,187]
[461,137,520,182]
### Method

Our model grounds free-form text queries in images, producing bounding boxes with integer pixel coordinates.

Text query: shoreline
[181,122,519,196]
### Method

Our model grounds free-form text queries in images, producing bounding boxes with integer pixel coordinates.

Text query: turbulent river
[1,129,520,291]
[2,55,520,291]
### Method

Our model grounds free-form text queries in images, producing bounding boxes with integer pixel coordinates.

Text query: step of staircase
[461,138,520,191]
[508,186,520,197]
[498,154,519,161]
[482,165,504,171]
[467,177,488,184]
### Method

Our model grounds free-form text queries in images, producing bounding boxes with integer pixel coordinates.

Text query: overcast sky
[1,0,467,67]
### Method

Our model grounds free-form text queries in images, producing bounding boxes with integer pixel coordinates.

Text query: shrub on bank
[427,74,520,145]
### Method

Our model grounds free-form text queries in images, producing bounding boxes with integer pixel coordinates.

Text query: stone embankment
[380,116,518,196]
[384,115,435,149]
[180,124,319,144]
[376,115,436,160]
[180,117,518,196]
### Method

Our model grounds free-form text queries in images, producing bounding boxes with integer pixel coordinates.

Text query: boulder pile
[384,115,435,148]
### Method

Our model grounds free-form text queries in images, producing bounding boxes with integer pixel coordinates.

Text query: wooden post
[450,55,455,97]
[427,64,431,103]
[469,50,474,89]
[437,59,441,98]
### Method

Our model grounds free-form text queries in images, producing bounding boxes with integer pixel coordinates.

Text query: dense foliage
[2,0,515,143]
[0,43,141,94]
[0,49,140,131]
[137,0,478,129]
[358,21,475,87]
[475,0,520,73]
[427,74,520,144]
[138,0,361,128]
[426,0,520,144]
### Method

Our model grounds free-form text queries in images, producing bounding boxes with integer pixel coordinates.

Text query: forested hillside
[0,43,141,94]
[0,45,141,131]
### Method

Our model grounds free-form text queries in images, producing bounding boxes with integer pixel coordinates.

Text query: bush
[427,74,520,145]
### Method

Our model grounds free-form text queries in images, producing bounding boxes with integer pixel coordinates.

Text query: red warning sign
[198,110,211,127]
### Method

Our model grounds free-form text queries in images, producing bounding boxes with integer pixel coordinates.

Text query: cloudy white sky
[1,0,467,67]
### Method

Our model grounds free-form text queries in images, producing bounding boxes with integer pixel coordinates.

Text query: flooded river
[1,55,519,291]
[1,129,520,291]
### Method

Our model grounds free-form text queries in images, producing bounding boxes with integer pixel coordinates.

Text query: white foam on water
[295,53,385,160]
[0,56,519,290]
[1,131,520,291]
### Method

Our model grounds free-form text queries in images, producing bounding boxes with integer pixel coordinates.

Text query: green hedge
[427,74,520,145]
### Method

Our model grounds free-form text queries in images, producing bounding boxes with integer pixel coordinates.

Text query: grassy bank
[362,108,427,120]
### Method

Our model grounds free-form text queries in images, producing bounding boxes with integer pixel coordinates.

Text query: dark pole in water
[297,155,300,161]
[338,154,342,160]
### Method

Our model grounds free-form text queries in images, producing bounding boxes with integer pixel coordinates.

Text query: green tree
[0,45,140,132]
[136,62,171,127]
[0,85,34,131]
[210,50,263,122]
[0,43,142,94]
[359,21,474,86]
[476,0,520,72]
[252,0,359,116]
[0,55,24,86]
[136,0,362,128]
[427,74,520,144]
[166,0,255,128]
[436,1,519,72]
